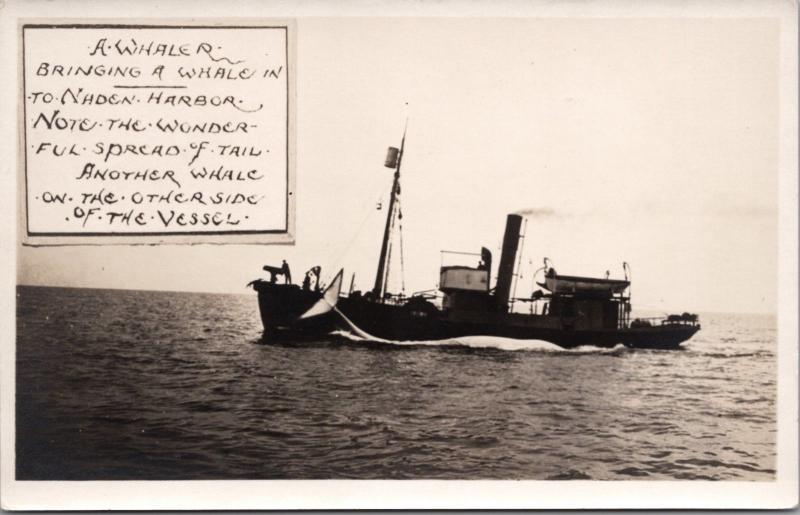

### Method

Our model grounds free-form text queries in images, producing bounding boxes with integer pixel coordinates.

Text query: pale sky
[19,17,779,314]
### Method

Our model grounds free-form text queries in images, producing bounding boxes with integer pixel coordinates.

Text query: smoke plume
[514,207,557,218]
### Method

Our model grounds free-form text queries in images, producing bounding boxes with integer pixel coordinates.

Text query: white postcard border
[1,0,796,510]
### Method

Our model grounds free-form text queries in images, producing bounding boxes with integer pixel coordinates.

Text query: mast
[372,124,407,300]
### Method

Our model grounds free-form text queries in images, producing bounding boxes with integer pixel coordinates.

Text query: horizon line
[15,282,778,317]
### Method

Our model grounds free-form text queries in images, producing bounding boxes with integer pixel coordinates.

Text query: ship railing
[378,291,440,303]
[411,289,440,300]
[440,250,482,268]
[380,292,408,305]
[624,315,700,329]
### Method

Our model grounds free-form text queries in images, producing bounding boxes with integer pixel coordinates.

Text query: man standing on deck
[281,260,292,284]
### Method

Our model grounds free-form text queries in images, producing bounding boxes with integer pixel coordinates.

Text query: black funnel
[495,214,522,312]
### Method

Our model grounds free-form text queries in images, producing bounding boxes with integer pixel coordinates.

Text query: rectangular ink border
[21,23,293,239]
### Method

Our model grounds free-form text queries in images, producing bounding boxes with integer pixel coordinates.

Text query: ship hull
[251,281,334,339]
[254,285,699,349]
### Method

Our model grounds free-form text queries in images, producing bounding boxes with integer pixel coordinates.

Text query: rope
[320,175,387,286]
[382,203,397,296]
[398,204,406,293]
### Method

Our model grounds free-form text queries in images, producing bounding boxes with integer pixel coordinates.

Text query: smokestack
[495,214,523,312]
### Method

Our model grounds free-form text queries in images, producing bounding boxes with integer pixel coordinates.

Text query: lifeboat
[538,271,630,297]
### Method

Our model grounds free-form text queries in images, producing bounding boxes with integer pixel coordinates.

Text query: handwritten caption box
[22,24,293,241]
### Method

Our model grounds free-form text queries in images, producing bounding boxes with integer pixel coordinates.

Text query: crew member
[281,260,292,284]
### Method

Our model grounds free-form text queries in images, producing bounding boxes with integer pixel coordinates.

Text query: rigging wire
[380,179,411,297]
[324,123,410,291]
[382,197,398,297]
[319,174,388,286]
[398,204,406,293]
[510,217,528,310]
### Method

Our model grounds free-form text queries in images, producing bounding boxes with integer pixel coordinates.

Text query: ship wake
[331,330,627,354]
[330,308,627,354]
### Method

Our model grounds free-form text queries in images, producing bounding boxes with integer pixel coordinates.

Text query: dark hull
[254,284,700,349]
[251,281,331,338]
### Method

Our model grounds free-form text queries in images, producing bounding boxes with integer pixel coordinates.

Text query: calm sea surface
[16,286,776,480]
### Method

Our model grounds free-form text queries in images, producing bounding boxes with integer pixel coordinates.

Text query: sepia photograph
[2,0,797,510]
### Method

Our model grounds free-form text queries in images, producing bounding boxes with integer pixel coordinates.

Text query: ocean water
[16,285,776,480]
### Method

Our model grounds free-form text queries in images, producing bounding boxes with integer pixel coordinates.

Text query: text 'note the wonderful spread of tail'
[22,24,294,243]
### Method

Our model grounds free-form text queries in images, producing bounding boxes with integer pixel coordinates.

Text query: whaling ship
[250,131,700,349]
